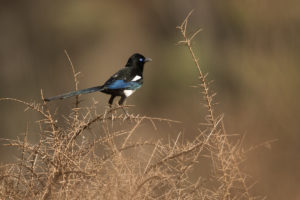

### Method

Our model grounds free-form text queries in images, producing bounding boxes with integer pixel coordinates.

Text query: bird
[44,53,152,106]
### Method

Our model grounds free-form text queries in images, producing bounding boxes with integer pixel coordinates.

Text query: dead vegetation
[0,12,265,200]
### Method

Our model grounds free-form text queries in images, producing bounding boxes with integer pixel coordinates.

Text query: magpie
[44,53,152,106]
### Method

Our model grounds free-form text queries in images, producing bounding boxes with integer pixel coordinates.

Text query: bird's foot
[119,105,130,118]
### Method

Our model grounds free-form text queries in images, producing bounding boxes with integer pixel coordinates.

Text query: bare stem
[64,50,80,111]
[177,10,216,127]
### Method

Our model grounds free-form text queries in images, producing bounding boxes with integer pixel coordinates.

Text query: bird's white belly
[124,90,135,97]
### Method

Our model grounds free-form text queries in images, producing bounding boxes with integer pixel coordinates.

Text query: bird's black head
[126,53,152,69]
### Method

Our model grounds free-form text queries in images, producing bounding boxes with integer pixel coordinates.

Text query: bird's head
[126,53,152,69]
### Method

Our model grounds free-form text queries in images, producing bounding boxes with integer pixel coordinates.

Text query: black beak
[144,57,152,62]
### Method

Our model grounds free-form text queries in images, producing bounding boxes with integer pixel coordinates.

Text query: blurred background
[0,0,299,199]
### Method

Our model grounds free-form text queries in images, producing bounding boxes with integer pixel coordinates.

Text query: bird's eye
[139,58,144,62]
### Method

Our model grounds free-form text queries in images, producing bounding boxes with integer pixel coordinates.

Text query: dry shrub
[0,12,265,200]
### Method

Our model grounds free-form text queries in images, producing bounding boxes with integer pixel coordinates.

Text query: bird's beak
[144,57,152,62]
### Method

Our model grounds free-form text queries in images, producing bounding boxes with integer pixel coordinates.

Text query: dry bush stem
[144,116,222,175]
[177,10,215,127]
[64,50,80,109]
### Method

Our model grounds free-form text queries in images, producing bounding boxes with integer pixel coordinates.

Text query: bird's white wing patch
[124,90,135,97]
[131,75,142,82]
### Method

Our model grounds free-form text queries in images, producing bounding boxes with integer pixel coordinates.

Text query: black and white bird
[44,53,151,106]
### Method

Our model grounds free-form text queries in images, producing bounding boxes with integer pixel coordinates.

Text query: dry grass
[0,12,266,200]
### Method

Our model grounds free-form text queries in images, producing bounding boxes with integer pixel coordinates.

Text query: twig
[64,50,81,128]
[177,10,216,127]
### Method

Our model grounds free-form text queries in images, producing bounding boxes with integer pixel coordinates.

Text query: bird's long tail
[44,86,104,101]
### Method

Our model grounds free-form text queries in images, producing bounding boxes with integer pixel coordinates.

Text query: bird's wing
[103,68,126,84]
[103,68,133,85]
[103,67,142,90]
[106,80,141,90]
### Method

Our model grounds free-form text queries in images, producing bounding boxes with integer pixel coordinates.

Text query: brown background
[0,1,299,199]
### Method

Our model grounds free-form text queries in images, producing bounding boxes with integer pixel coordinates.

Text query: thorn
[176,41,188,45]
[190,28,203,41]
